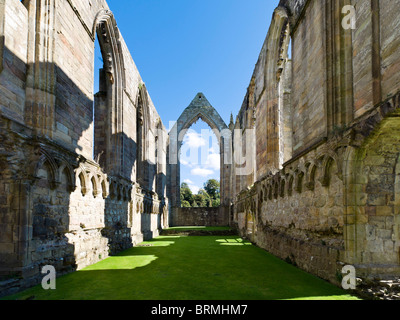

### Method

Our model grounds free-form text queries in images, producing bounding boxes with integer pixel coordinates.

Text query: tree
[180,183,194,207]
[194,193,208,207]
[204,179,220,208]
[204,179,220,200]
[212,198,220,207]
[181,200,191,208]
[198,189,212,207]
[181,182,190,190]
[180,180,220,208]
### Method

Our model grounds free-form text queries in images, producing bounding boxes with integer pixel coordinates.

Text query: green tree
[212,198,220,208]
[181,200,191,208]
[180,180,220,208]
[198,189,212,207]
[194,193,208,207]
[180,183,194,207]
[203,179,220,208]
[204,179,220,200]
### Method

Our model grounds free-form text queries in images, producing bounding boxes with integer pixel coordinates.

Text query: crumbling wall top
[278,0,308,27]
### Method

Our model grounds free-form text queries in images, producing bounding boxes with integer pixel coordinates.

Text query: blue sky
[95,0,279,193]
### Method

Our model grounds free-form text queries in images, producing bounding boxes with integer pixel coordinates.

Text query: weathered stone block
[376,206,393,216]
[377,229,393,240]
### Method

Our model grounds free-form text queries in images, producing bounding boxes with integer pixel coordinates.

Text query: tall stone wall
[0,0,169,296]
[232,0,400,284]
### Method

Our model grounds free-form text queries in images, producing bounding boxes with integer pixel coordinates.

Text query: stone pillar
[24,0,57,138]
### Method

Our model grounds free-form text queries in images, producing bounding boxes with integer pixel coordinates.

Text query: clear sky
[96,0,279,194]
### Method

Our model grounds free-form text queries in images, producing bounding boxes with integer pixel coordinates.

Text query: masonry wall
[0,0,28,122]
[0,0,169,296]
[232,0,400,284]
[234,143,346,283]
[173,207,228,227]
[291,0,326,155]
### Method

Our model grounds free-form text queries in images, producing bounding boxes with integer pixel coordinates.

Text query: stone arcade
[0,0,399,296]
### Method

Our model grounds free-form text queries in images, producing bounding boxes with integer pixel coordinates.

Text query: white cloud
[184,131,206,148]
[208,143,219,154]
[180,129,220,181]
[182,179,200,194]
[189,185,200,194]
[191,167,214,177]
[180,158,190,166]
[206,153,220,170]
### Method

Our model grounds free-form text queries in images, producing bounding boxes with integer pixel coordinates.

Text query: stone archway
[93,9,126,176]
[168,93,233,226]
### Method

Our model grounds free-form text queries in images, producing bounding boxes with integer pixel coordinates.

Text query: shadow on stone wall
[0,48,164,296]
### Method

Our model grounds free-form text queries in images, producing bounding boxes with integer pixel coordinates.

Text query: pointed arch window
[92,9,125,175]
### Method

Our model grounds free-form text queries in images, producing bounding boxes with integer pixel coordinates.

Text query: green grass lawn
[2,235,360,300]
[165,226,232,232]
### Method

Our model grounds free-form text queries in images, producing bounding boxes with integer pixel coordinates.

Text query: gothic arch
[56,158,76,192]
[75,164,89,196]
[33,149,58,190]
[305,161,318,191]
[93,9,125,176]
[264,6,293,169]
[172,93,229,146]
[168,93,233,223]
[136,84,151,187]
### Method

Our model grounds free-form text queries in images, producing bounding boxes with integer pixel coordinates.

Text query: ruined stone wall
[233,0,400,284]
[0,0,28,121]
[167,93,232,227]
[173,207,228,227]
[291,0,326,155]
[0,0,169,296]
[234,142,347,283]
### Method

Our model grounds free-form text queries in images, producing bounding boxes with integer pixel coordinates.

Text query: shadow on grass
[3,236,359,301]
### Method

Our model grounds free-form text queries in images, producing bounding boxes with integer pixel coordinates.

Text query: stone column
[24,0,57,138]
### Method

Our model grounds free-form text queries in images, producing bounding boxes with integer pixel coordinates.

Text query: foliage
[180,179,220,208]
[193,192,209,207]
[212,198,220,207]
[204,179,220,200]
[180,182,194,207]
[181,200,191,208]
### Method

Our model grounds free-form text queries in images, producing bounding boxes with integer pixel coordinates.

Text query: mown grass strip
[2,235,360,301]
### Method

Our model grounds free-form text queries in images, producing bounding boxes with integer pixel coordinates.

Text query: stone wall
[0,0,169,296]
[234,142,347,283]
[232,0,400,284]
[173,207,229,227]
